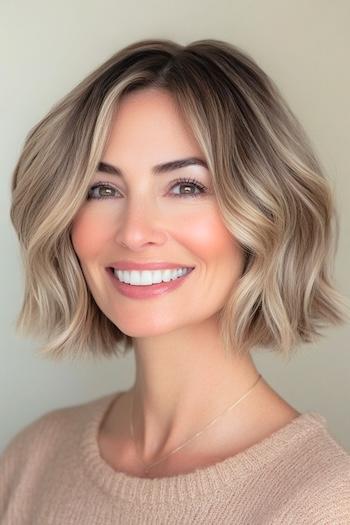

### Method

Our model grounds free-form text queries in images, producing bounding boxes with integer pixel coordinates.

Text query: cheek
[70,208,112,260]
[183,210,240,264]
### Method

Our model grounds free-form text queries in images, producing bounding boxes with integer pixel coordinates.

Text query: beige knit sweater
[1,391,350,524]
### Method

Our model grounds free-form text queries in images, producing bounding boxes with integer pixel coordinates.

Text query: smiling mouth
[108,267,195,286]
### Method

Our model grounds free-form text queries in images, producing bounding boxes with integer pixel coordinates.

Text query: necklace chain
[129,373,262,474]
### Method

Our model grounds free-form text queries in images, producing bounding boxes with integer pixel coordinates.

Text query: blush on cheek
[189,216,236,258]
[71,213,112,260]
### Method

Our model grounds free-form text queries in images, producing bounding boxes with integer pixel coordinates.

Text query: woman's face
[71,88,244,337]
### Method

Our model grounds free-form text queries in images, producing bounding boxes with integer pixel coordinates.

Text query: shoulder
[0,392,117,520]
[0,392,115,483]
[281,418,350,522]
[288,460,350,523]
[2,393,106,452]
[249,411,350,523]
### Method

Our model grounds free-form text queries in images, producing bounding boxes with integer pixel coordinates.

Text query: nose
[114,195,168,250]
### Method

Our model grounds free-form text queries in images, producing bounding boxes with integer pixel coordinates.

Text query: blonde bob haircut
[10,38,350,362]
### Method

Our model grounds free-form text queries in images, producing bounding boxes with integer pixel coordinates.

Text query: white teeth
[113,267,191,286]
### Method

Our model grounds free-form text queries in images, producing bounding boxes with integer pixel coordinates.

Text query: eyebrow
[96,157,208,177]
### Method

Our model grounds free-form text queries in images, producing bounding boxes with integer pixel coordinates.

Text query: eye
[169,177,208,199]
[86,183,120,200]
[86,178,209,201]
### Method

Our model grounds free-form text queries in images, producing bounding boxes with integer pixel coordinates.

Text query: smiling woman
[69,86,245,332]
[1,38,350,524]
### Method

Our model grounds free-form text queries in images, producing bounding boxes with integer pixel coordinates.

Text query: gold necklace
[129,373,262,475]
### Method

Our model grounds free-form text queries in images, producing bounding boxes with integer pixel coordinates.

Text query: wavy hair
[9,38,350,362]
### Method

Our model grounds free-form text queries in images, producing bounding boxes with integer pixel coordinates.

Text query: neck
[130,335,261,464]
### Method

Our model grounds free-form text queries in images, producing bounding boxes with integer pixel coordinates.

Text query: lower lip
[106,268,195,299]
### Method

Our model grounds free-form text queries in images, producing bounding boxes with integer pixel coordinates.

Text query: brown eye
[169,178,208,198]
[86,178,209,201]
[87,183,120,200]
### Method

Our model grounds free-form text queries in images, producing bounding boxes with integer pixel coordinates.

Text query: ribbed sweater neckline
[80,391,327,504]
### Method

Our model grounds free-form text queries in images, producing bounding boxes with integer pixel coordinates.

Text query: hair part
[10,38,350,362]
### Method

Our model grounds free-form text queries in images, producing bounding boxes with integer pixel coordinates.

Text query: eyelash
[86,177,208,200]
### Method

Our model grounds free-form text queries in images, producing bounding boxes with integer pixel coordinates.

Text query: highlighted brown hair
[10,38,350,362]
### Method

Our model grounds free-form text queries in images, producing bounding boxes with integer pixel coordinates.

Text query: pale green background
[1,0,349,453]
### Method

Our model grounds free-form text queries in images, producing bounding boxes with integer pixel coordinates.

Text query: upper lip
[108,261,195,270]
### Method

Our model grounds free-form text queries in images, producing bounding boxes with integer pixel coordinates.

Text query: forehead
[104,88,202,158]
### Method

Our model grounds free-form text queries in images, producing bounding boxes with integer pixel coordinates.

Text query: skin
[71,87,299,478]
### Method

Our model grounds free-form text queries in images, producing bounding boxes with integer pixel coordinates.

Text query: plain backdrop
[1,0,349,454]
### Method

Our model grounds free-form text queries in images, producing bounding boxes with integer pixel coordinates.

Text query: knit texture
[1,391,350,524]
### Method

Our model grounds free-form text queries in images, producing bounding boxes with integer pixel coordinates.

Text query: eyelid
[170,177,207,190]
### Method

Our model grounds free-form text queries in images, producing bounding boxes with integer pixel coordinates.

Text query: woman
[1,38,349,524]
